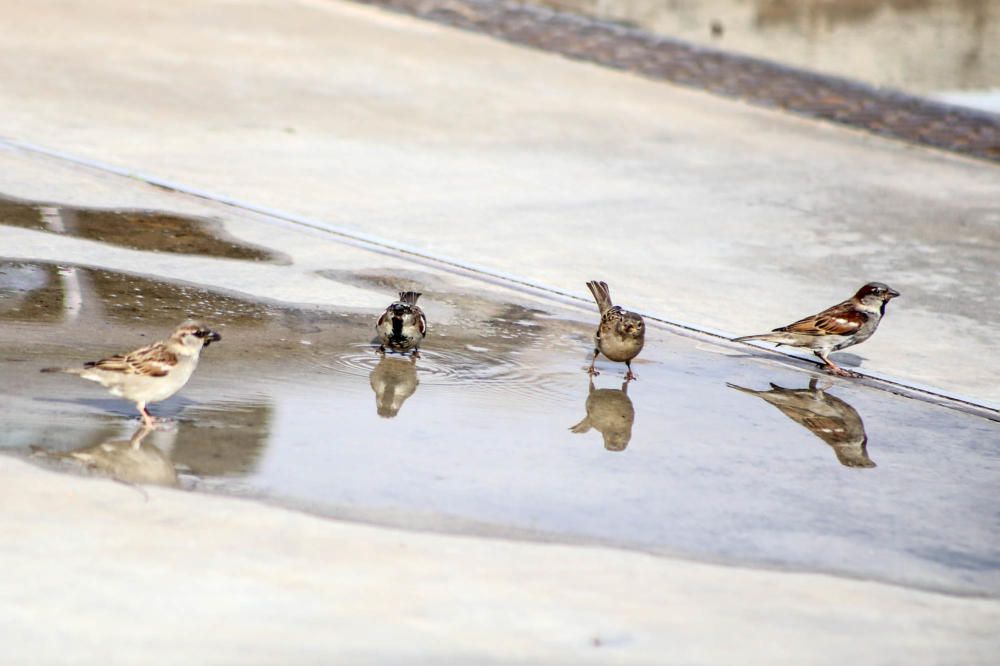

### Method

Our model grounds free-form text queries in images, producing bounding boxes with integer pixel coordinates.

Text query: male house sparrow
[734,282,899,377]
[727,379,875,468]
[376,291,426,356]
[585,280,645,380]
[41,322,221,427]
[569,378,635,452]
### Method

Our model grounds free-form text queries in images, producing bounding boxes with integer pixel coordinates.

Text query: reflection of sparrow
[37,425,179,485]
[734,282,899,377]
[41,322,221,427]
[585,280,645,381]
[727,379,875,468]
[369,356,419,418]
[376,291,426,355]
[569,378,635,452]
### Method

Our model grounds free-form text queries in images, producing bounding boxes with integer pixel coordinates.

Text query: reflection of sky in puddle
[2,258,998,597]
[538,0,1000,113]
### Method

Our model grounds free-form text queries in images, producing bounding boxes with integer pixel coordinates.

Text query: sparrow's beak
[202,330,222,347]
[887,288,900,299]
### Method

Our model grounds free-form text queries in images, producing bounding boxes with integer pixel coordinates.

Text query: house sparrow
[734,282,900,377]
[369,355,419,418]
[376,291,426,356]
[727,379,875,468]
[585,280,645,380]
[41,322,221,427]
[569,377,635,452]
[35,425,179,486]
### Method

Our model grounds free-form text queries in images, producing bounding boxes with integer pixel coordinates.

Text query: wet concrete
[3,246,998,597]
[0,195,282,261]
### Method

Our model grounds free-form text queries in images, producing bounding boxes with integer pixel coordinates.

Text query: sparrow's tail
[585,280,613,313]
[398,291,421,305]
[725,382,762,396]
[568,417,592,434]
[40,367,85,375]
[733,333,773,343]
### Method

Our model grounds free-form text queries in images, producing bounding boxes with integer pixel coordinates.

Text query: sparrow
[585,280,645,380]
[34,425,179,486]
[569,377,635,452]
[376,291,426,356]
[369,355,420,418]
[727,379,875,468]
[734,282,900,377]
[41,322,221,427]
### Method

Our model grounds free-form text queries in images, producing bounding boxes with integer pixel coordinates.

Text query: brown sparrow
[734,282,899,377]
[41,322,221,427]
[727,379,875,468]
[376,291,426,356]
[585,280,645,380]
[569,378,635,452]
[369,355,420,418]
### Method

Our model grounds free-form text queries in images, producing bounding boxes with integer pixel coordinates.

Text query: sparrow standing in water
[727,379,875,468]
[734,282,899,377]
[376,291,427,356]
[585,280,645,380]
[41,322,221,427]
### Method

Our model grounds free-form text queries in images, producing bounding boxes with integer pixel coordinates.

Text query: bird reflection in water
[727,378,875,468]
[369,355,419,418]
[569,377,635,452]
[34,424,179,486]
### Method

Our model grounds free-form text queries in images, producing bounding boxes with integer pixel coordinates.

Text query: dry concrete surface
[2,457,998,665]
[0,0,997,404]
[1,1,999,663]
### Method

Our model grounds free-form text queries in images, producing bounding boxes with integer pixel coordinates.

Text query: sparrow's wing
[778,302,868,337]
[87,343,177,377]
[415,308,427,336]
[376,310,388,329]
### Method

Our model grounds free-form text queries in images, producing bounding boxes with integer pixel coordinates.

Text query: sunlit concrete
[2,457,997,665]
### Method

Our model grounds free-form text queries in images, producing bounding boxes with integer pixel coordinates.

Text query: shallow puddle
[0,195,282,262]
[2,258,997,597]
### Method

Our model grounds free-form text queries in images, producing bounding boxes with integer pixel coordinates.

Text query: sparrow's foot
[826,366,861,378]
[624,370,637,381]
[587,366,600,376]
[376,345,386,356]
[411,349,421,360]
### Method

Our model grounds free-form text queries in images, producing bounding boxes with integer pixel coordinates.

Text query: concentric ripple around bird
[311,343,572,401]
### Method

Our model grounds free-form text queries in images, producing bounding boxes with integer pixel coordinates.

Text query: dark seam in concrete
[2,136,997,420]
[349,0,1000,163]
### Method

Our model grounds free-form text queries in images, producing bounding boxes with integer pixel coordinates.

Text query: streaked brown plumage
[734,282,900,377]
[41,322,221,427]
[376,291,427,356]
[585,280,645,381]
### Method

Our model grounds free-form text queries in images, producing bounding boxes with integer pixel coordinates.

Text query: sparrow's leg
[411,349,421,360]
[587,348,600,376]
[138,402,156,428]
[815,351,858,378]
[624,360,637,382]
[377,344,386,356]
